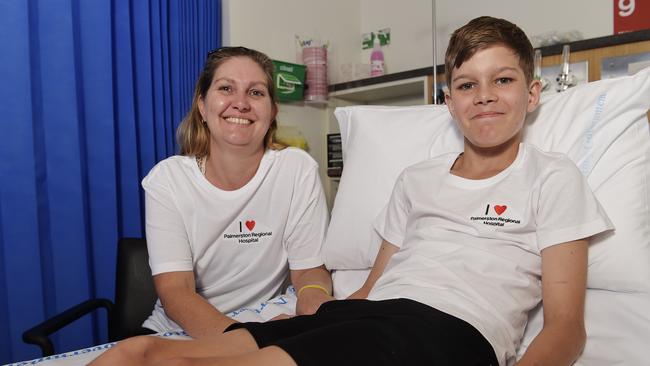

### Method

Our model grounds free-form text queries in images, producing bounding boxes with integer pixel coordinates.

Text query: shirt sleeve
[373,171,410,248]
[535,157,614,250]
[142,166,194,275]
[284,165,329,270]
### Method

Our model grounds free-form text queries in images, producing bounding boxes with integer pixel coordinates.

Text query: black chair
[23,237,158,356]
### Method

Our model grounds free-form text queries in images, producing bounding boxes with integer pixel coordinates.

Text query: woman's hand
[295,286,335,315]
[154,271,236,339]
[291,265,334,315]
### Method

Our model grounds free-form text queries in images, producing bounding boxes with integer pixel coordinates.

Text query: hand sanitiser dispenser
[370,35,385,77]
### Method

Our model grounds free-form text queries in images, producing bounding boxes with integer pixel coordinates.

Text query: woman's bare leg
[88,329,258,366]
[157,346,297,366]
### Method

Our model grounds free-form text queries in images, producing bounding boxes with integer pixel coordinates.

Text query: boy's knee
[161,356,228,366]
[156,357,193,366]
[115,335,158,361]
[135,336,167,360]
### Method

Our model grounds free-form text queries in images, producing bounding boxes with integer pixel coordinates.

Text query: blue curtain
[0,0,221,363]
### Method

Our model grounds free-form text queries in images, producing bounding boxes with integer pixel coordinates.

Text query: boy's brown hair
[445,16,534,88]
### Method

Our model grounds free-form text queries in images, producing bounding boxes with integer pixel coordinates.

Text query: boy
[90,16,612,366]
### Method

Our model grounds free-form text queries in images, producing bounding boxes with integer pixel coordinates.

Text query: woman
[140,46,333,339]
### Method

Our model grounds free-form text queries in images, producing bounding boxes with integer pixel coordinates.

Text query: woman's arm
[153,271,236,339]
[347,239,400,299]
[516,239,588,366]
[291,265,334,315]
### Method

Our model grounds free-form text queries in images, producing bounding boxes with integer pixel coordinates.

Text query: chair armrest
[22,298,114,356]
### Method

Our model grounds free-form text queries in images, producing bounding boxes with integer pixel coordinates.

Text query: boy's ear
[445,92,456,119]
[526,79,542,113]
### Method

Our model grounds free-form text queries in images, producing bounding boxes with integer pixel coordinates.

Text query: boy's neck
[451,136,522,180]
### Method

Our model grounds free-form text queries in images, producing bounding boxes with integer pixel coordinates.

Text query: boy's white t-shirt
[142,148,328,332]
[369,143,613,366]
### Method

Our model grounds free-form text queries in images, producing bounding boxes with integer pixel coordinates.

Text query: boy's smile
[445,45,541,152]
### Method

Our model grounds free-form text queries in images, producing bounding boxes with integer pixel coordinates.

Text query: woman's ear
[198,97,206,121]
[272,102,278,122]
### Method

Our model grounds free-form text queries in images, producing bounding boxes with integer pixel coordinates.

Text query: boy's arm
[516,239,588,366]
[348,239,400,299]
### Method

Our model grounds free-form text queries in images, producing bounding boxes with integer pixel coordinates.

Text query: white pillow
[324,105,457,269]
[323,66,650,294]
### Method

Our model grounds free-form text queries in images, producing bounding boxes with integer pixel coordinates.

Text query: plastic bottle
[302,41,328,102]
[370,36,384,77]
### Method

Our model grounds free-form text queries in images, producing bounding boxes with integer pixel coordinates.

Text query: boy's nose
[473,86,497,104]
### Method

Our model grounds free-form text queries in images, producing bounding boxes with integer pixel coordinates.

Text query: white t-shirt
[142,148,328,332]
[369,143,612,366]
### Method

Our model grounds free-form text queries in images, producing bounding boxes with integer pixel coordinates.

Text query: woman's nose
[231,92,251,112]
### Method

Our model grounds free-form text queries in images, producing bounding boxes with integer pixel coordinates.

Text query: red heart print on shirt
[494,205,507,215]
[245,220,256,231]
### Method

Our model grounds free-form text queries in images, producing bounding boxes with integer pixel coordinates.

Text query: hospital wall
[221,0,615,205]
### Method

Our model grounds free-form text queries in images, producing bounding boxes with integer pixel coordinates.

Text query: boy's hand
[270,313,294,321]
[516,239,588,365]
[346,240,400,301]
[347,286,370,300]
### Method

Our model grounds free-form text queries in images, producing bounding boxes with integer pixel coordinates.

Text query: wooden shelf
[328,76,428,104]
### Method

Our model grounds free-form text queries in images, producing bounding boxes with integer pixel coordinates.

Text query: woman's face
[198,56,276,154]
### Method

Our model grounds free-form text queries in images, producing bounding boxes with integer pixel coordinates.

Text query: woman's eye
[217,85,232,92]
[249,89,265,97]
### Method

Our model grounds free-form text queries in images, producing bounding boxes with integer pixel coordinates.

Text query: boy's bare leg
[89,329,259,366]
[157,346,297,366]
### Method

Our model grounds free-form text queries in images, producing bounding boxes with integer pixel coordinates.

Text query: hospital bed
[7,66,650,366]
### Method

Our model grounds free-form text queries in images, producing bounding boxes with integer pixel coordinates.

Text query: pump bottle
[370,36,384,77]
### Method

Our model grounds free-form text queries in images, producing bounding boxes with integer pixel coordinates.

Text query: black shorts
[225,298,498,366]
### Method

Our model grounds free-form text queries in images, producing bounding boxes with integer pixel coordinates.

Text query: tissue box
[272,60,306,102]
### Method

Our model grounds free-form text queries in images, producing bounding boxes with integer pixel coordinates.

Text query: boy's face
[445,45,541,150]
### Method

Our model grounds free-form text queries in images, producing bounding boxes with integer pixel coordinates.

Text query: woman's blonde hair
[177,46,285,157]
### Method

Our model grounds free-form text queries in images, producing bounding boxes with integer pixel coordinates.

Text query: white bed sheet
[8,276,650,366]
[5,292,297,366]
[4,331,190,366]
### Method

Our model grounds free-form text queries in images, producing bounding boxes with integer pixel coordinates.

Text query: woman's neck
[204,145,266,191]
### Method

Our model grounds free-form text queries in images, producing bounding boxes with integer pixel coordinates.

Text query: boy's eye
[495,77,513,85]
[457,82,474,91]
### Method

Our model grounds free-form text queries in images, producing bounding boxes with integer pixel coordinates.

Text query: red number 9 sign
[614,0,649,34]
